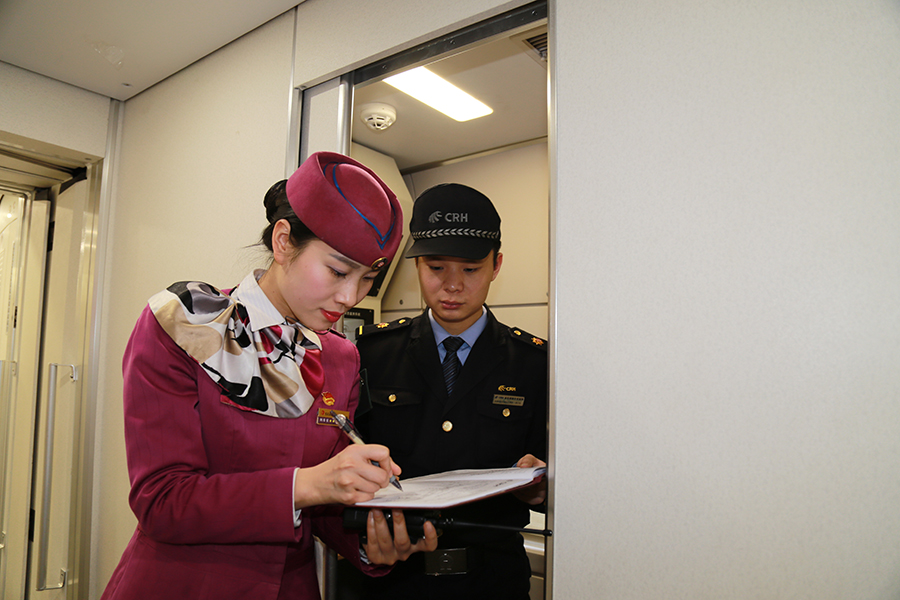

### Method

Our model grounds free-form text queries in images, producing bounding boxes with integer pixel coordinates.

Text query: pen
[329,410,403,491]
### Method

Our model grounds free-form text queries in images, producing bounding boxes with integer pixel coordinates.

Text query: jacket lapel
[406,314,448,401]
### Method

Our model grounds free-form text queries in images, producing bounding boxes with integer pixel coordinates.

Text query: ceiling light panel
[384,67,492,122]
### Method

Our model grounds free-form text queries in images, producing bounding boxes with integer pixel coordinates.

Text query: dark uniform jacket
[351,307,547,599]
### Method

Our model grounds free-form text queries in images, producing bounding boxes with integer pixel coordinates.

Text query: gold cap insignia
[371,257,388,271]
[532,337,544,346]
[377,322,388,328]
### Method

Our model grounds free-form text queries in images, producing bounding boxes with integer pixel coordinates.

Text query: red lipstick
[321,309,342,323]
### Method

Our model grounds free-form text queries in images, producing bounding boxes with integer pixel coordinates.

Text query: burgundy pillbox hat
[286,151,402,271]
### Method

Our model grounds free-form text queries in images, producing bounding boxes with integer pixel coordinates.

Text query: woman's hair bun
[263,179,289,223]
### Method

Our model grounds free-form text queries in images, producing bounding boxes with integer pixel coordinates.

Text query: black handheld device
[342,507,552,541]
[342,507,441,541]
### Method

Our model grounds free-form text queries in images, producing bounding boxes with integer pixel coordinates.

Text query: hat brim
[404,236,495,260]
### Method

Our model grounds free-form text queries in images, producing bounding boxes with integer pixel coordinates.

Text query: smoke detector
[359,103,397,131]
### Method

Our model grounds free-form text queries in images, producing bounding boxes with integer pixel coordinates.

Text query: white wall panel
[300,77,347,157]
[293,0,530,87]
[91,11,296,596]
[0,61,110,158]
[551,1,900,598]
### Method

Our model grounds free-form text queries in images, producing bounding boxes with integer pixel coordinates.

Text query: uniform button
[388,394,397,403]
[442,421,453,432]
[502,408,511,417]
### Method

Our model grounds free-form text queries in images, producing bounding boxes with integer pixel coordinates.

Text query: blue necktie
[442,337,464,396]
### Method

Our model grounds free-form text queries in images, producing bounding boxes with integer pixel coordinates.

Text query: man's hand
[511,454,547,505]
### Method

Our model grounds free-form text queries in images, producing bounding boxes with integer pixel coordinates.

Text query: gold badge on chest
[493,394,525,407]
[317,408,349,427]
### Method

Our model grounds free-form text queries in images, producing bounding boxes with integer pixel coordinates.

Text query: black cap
[405,183,501,260]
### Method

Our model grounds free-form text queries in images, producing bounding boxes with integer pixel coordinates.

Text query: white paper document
[354,466,546,509]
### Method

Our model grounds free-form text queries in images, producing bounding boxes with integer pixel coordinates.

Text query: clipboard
[354,466,546,510]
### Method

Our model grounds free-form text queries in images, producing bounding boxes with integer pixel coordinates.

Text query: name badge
[492,394,525,407]
[317,408,349,426]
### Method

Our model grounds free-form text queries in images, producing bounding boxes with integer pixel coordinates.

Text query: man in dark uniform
[353,183,548,600]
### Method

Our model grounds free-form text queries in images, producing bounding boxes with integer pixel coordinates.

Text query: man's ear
[491,251,503,281]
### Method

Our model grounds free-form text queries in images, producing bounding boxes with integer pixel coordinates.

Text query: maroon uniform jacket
[101,307,387,600]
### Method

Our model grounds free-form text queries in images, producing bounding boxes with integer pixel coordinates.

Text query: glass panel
[0,189,25,582]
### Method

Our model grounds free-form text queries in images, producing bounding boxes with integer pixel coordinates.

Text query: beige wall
[551,0,900,597]
[0,61,111,158]
[90,11,296,596]
[382,142,549,339]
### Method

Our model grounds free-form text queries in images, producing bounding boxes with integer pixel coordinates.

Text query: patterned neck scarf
[148,271,324,418]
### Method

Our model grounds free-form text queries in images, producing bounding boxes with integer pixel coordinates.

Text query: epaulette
[357,316,414,339]
[508,326,548,350]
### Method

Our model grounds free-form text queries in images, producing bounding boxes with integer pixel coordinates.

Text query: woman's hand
[511,454,547,506]
[363,509,438,565]
[292,444,401,508]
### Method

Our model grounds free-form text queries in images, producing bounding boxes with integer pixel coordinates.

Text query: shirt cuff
[292,468,302,527]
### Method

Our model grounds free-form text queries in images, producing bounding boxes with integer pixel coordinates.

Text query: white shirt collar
[231,270,321,349]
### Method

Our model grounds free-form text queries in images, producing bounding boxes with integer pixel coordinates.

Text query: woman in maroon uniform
[101,152,436,600]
